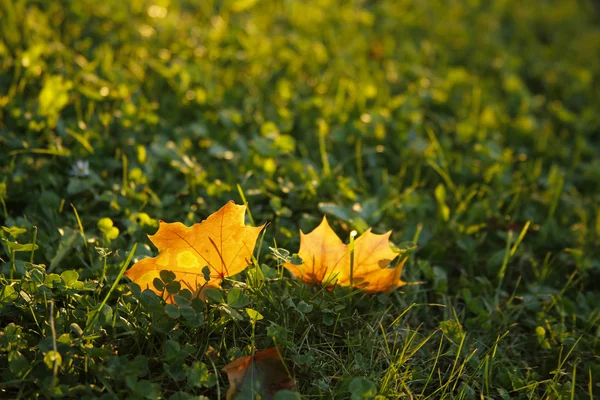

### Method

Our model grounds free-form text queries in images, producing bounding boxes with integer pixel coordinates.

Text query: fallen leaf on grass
[284,216,406,293]
[223,347,296,400]
[125,201,264,303]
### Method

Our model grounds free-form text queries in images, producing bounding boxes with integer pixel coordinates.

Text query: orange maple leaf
[223,347,296,400]
[284,216,406,293]
[125,201,265,302]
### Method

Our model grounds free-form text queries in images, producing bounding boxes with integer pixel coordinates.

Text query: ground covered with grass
[1,0,600,398]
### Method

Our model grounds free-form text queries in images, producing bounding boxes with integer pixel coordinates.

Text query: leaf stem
[349,230,357,288]
[236,184,256,226]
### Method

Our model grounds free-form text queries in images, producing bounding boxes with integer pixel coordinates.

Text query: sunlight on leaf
[284,216,407,293]
[125,201,265,303]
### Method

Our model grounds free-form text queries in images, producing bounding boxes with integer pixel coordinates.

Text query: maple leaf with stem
[125,201,265,303]
[284,216,407,293]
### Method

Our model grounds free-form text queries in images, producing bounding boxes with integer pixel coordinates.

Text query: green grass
[1,0,600,398]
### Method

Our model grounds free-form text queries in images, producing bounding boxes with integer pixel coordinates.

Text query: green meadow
[1,0,600,398]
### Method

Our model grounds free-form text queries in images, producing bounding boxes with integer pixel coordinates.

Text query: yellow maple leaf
[125,201,265,302]
[284,216,406,293]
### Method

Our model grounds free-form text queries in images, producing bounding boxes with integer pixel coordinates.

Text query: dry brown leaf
[223,347,296,400]
[125,201,264,302]
[284,216,406,293]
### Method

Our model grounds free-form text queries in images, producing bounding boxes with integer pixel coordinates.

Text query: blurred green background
[1,0,600,398]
